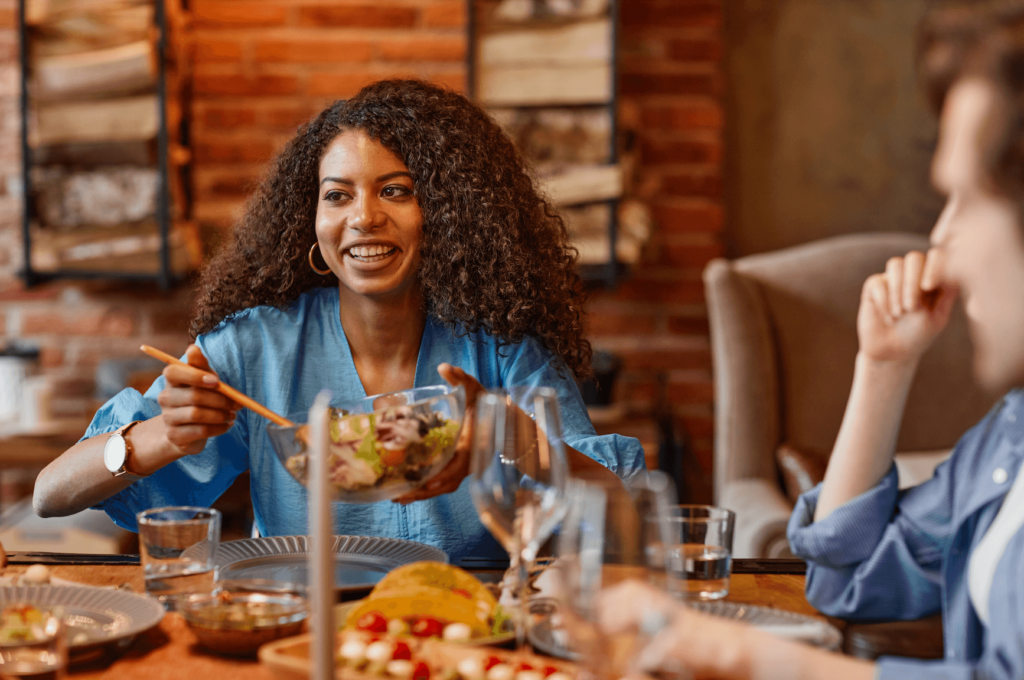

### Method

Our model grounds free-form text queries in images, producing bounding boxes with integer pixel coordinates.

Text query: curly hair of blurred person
[189,79,592,378]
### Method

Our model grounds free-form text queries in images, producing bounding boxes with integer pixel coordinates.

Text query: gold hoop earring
[308,243,332,276]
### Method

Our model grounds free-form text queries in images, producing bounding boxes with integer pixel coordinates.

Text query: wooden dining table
[0,555,824,680]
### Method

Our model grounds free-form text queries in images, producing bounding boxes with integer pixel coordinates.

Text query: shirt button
[994,468,1009,484]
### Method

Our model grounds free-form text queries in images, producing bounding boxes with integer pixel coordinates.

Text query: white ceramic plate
[687,601,843,650]
[199,536,448,594]
[0,585,165,652]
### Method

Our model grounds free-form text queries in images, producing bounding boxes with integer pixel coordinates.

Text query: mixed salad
[285,406,460,492]
[0,604,50,644]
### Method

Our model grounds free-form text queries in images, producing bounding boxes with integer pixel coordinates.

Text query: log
[537,164,622,206]
[32,139,156,167]
[572,232,642,265]
[31,95,159,147]
[479,63,611,106]
[480,19,610,67]
[489,106,611,171]
[32,165,158,228]
[26,0,145,26]
[33,40,155,99]
[30,221,202,274]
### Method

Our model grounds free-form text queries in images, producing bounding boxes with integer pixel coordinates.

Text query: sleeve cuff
[564,433,647,482]
[876,656,973,680]
[787,466,900,568]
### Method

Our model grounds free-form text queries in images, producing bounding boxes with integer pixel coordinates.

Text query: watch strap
[110,420,146,477]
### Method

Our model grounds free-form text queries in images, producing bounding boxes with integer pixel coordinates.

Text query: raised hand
[393,363,484,504]
[155,343,240,459]
[858,250,958,365]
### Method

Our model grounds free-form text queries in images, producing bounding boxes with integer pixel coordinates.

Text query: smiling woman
[32,80,646,564]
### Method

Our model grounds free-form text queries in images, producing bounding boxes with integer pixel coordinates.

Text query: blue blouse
[86,287,646,563]
[787,390,1024,680]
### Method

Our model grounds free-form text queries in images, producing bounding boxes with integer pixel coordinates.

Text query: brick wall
[0,0,724,488]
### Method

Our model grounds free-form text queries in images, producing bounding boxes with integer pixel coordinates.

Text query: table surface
[0,560,823,679]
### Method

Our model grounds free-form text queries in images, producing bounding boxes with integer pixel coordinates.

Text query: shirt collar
[1000,389,1024,446]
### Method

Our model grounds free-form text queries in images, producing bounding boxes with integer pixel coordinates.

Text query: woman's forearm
[814,352,919,522]
[33,417,181,518]
[741,627,875,680]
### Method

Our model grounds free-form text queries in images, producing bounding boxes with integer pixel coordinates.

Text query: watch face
[103,434,127,473]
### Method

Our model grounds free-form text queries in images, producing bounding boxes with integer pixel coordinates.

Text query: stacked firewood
[476,0,650,267]
[24,0,198,274]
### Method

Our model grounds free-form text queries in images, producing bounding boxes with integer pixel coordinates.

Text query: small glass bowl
[180,591,307,656]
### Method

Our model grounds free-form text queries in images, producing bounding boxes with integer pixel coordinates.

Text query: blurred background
[0,0,958,555]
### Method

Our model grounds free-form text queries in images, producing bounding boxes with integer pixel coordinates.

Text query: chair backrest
[705,232,996,500]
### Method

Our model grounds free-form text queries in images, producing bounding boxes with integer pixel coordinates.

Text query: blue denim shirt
[787,390,1024,679]
[85,287,646,563]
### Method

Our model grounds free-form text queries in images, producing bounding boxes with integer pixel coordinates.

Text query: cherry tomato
[543,667,559,677]
[515,664,534,673]
[484,656,503,671]
[413,661,430,680]
[451,588,472,599]
[381,447,407,467]
[411,617,445,638]
[356,612,388,633]
[393,641,412,661]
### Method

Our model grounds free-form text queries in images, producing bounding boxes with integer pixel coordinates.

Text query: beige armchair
[704,233,995,558]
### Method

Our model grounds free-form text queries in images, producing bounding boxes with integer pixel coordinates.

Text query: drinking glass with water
[0,608,67,680]
[137,506,221,610]
[658,505,735,600]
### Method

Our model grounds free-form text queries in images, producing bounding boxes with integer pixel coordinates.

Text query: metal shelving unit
[18,0,182,290]
[467,0,621,288]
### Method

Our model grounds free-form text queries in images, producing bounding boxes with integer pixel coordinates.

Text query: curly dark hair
[190,79,592,378]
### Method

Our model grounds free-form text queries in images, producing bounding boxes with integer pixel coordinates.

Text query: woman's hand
[858,250,958,366]
[154,344,240,461]
[394,363,484,504]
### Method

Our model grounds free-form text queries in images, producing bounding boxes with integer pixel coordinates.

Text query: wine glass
[554,470,678,680]
[468,386,570,647]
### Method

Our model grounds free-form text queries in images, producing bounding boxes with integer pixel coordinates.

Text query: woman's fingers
[902,251,926,312]
[158,385,239,412]
[884,256,904,317]
[864,274,893,326]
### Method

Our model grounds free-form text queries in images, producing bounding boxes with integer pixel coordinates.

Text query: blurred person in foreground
[598,2,1024,678]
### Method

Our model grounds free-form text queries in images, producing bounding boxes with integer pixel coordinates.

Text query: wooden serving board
[259,633,578,680]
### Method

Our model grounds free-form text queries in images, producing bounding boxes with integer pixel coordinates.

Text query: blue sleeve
[88,334,250,532]
[500,338,646,482]
[787,453,956,620]
[876,658,972,680]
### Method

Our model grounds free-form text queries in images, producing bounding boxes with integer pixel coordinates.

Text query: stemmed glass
[469,386,570,647]
[554,470,678,680]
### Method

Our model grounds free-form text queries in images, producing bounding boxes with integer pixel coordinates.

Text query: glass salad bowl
[267,384,466,503]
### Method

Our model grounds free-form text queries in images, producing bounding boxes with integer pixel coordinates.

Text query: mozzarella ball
[386,660,415,678]
[442,622,472,642]
[22,565,50,585]
[486,663,514,680]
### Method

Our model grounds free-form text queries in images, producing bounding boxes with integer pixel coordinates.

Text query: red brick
[613,276,706,304]
[297,5,418,29]
[265,105,317,129]
[640,102,723,130]
[254,39,374,63]
[620,71,718,97]
[667,315,710,336]
[620,1,721,28]
[308,72,411,97]
[194,140,275,163]
[666,379,714,405]
[0,7,14,30]
[194,74,300,97]
[617,348,711,371]
[192,1,288,27]
[587,312,657,336]
[38,346,63,368]
[667,38,722,63]
[652,201,723,233]
[0,281,63,302]
[677,414,714,438]
[423,1,466,28]
[150,310,191,335]
[658,242,723,269]
[379,36,465,62]
[641,137,720,165]
[660,171,722,199]
[203,174,259,198]
[193,38,244,63]
[21,309,138,337]
[199,106,258,129]
[429,70,466,93]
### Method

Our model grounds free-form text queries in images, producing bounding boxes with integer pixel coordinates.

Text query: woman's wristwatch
[103,420,147,478]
